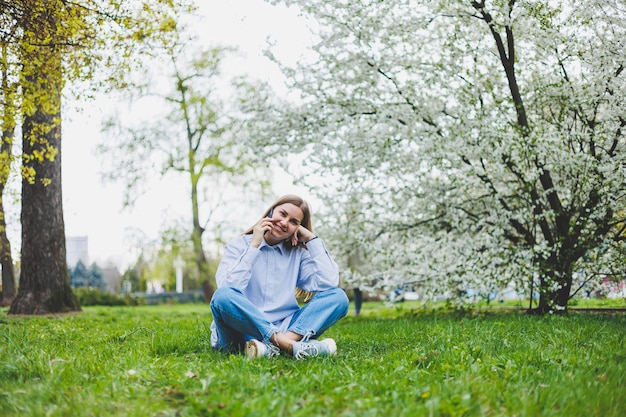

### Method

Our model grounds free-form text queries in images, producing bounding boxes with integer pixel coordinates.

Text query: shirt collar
[261,238,285,254]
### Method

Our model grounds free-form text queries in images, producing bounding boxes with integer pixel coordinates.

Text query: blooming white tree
[254,0,626,313]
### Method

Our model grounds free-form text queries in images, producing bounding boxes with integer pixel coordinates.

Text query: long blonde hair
[244,194,313,249]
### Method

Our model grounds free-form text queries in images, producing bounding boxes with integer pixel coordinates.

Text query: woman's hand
[250,215,277,248]
[291,225,316,247]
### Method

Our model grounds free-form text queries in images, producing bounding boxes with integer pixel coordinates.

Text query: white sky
[58,0,317,270]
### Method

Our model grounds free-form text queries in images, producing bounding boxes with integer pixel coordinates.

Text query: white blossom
[253,0,626,313]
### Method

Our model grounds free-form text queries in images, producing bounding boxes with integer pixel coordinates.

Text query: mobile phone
[264,208,274,235]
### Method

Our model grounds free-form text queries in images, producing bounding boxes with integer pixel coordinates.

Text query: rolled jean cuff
[294,329,317,342]
[287,327,316,341]
[262,324,279,345]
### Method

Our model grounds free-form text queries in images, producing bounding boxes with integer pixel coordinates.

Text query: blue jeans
[210,286,349,352]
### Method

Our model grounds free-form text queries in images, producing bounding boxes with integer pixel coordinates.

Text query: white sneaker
[245,339,281,358]
[292,338,337,360]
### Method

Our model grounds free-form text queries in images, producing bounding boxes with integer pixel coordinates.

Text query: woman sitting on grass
[210,194,349,359]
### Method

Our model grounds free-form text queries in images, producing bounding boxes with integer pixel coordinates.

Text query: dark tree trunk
[0,137,16,306]
[9,92,81,314]
[527,270,570,315]
[530,290,552,315]
[0,224,15,307]
[0,143,16,306]
[8,10,80,315]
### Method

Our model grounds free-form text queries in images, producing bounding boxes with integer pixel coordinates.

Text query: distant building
[101,266,122,294]
[66,236,88,268]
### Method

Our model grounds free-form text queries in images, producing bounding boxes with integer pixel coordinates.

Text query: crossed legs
[210,286,349,354]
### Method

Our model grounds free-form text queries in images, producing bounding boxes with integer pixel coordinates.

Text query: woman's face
[266,203,304,244]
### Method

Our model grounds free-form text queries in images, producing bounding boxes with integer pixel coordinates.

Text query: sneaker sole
[245,340,262,358]
[322,338,337,355]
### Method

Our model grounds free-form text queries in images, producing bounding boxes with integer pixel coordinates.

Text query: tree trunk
[531,290,551,315]
[190,167,214,302]
[8,9,80,315]
[528,269,570,315]
[191,199,214,302]
[0,224,15,307]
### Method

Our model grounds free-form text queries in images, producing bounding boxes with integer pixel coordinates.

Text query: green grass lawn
[1,302,625,416]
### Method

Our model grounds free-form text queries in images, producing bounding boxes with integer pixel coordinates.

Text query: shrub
[73,288,139,306]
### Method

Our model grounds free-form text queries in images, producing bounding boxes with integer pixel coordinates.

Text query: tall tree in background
[259,0,626,314]
[2,0,193,314]
[10,3,80,314]
[100,27,271,300]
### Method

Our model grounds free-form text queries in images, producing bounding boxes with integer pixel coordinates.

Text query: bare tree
[100,41,271,300]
